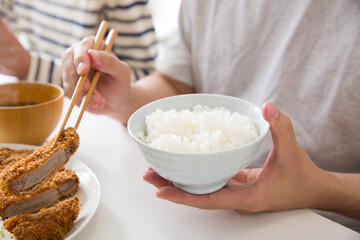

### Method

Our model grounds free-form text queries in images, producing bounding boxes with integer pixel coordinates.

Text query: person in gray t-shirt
[62,0,360,231]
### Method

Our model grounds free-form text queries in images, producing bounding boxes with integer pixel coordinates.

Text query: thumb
[88,49,131,78]
[261,101,297,158]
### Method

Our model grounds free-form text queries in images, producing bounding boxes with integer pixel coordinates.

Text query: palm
[225,168,262,190]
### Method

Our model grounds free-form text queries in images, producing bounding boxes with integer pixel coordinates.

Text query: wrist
[106,84,138,125]
[18,51,31,79]
[307,169,336,209]
[310,170,360,218]
[0,47,30,79]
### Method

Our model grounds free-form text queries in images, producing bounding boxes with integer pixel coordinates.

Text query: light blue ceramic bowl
[128,94,269,194]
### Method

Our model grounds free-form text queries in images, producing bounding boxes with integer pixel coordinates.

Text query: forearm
[0,19,30,79]
[110,71,195,124]
[314,170,360,219]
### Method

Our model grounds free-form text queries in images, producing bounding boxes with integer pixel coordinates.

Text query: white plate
[0,143,101,240]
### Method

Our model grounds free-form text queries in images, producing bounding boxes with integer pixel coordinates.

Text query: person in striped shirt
[0,0,157,86]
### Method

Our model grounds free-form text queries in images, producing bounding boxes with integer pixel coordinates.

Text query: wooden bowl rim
[0,82,64,109]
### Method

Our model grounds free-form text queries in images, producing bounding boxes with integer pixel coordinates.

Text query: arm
[144,102,360,220]
[0,19,30,79]
[0,19,61,84]
[317,172,360,219]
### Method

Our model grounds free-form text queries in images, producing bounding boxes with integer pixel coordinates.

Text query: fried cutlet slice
[0,168,79,219]
[4,196,81,240]
[0,148,34,171]
[0,127,79,196]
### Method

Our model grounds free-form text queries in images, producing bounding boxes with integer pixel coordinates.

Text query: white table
[51,99,360,240]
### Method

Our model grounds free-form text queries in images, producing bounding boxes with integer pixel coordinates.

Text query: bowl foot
[173,181,227,195]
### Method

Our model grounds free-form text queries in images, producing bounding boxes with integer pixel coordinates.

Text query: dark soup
[0,101,41,107]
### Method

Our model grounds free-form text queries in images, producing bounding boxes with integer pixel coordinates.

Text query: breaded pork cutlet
[0,127,79,196]
[4,196,81,240]
[0,148,34,171]
[0,168,79,219]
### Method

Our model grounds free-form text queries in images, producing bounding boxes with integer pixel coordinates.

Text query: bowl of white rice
[128,94,269,194]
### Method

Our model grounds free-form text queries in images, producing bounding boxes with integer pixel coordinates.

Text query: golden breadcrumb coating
[4,196,81,240]
[0,168,79,219]
[0,127,79,196]
[0,148,34,171]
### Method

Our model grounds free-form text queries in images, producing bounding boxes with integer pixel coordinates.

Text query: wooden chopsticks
[52,20,117,147]
[74,28,118,130]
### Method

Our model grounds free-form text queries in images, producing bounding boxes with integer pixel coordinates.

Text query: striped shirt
[0,0,157,85]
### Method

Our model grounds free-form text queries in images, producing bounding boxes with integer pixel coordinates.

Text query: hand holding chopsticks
[74,28,118,130]
[52,20,117,147]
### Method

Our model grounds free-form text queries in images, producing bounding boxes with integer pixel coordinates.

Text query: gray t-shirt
[157,0,360,231]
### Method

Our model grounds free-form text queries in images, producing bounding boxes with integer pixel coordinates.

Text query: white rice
[138,105,258,153]
[0,219,15,240]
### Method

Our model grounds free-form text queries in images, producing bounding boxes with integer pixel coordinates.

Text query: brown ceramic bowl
[0,82,64,145]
